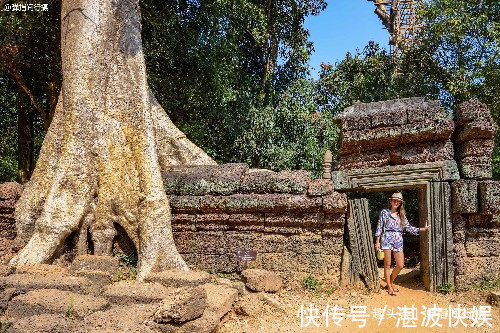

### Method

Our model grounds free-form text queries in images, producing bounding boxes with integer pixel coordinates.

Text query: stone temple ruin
[0,97,498,331]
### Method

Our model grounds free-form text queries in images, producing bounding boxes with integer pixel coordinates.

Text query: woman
[374,192,430,296]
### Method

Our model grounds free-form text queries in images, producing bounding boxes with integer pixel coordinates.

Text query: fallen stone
[148,309,220,333]
[242,269,282,292]
[6,289,108,319]
[0,274,91,293]
[0,264,15,277]
[73,269,113,289]
[234,293,265,317]
[0,288,19,314]
[16,264,70,277]
[86,303,158,332]
[153,286,206,323]
[71,255,120,275]
[145,270,211,288]
[103,280,176,304]
[487,291,500,306]
[203,283,238,318]
[5,314,84,333]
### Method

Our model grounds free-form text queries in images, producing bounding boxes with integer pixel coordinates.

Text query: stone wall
[0,182,22,264]
[0,166,348,284]
[334,97,455,170]
[451,100,499,289]
[163,164,347,283]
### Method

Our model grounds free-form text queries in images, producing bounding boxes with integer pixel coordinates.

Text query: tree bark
[10,0,215,281]
[16,88,35,184]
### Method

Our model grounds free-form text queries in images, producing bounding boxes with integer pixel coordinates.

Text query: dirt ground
[218,268,499,333]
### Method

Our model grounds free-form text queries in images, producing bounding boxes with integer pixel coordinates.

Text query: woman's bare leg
[390,250,405,289]
[383,249,393,293]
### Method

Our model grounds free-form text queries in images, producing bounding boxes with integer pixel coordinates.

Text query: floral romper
[375,208,420,252]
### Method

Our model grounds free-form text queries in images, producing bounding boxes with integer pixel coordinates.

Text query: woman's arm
[404,217,430,235]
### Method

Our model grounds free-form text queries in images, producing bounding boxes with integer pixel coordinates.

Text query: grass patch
[65,297,75,318]
[473,276,500,292]
[437,282,455,294]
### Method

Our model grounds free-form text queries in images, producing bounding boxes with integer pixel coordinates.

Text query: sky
[305,0,391,78]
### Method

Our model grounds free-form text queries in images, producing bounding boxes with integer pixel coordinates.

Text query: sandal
[388,290,397,296]
[391,284,400,292]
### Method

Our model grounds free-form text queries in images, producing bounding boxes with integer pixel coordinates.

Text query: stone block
[465,237,500,257]
[0,264,15,277]
[208,163,247,195]
[451,180,478,214]
[168,196,202,213]
[103,281,176,304]
[194,213,229,231]
[6,314,83,333]
[202,283,238,318]
[0,288,19,313]
[145,270,211,288]
[70,255,119,275]
[462,256,500,282]
[86,304,157,332]
[307,179,334,196]
[0,182,22,200]
[370,109,406,128]
[174,231,226,255]
[72,269,113,289]
[171,214,197,231]
[487,291,500,307]
[339,114,372,131]
[455,100,493,126]
[456,118,497,143]
[201,194,322,213]
[337,151,390,170]
[456,139,494,158]
[242,269,282,292]
[226,213,265,231]
[6,289,108,319]
[182,253,238,273]
[406,105,447,124]
[162,165,214,196]
[150,309,220,333]
[240,170,309,194]
[323,192,348,213]
[390,140,454,165]
[459,157,492,179]
[0,274,91,293]
[478,181,500,215]
[15,264,70,277]
[153,286,207,323]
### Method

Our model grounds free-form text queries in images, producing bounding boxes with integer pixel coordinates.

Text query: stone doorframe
[332,160,460,292]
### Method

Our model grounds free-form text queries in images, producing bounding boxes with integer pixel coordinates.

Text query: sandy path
[218,270,499,333]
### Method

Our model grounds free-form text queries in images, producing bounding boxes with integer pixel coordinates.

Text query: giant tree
[10,0,215,280]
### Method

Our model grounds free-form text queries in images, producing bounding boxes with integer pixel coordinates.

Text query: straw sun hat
[390,192,404,202]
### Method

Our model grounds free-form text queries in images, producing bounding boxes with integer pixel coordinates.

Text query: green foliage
[65,297,75,318]
[437,282,455,295]
[141,0,330,172]
[473,276,500,291]
[301,275,319,293]
[114,250,138,281]
[0,0,61,180]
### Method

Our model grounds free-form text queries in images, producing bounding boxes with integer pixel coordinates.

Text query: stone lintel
[332,160,459,191]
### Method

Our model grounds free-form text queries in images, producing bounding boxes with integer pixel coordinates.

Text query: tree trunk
[17,88,35,184]
[10,0,215,281]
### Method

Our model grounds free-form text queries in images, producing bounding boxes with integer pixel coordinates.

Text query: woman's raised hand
[422,219,431,232]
